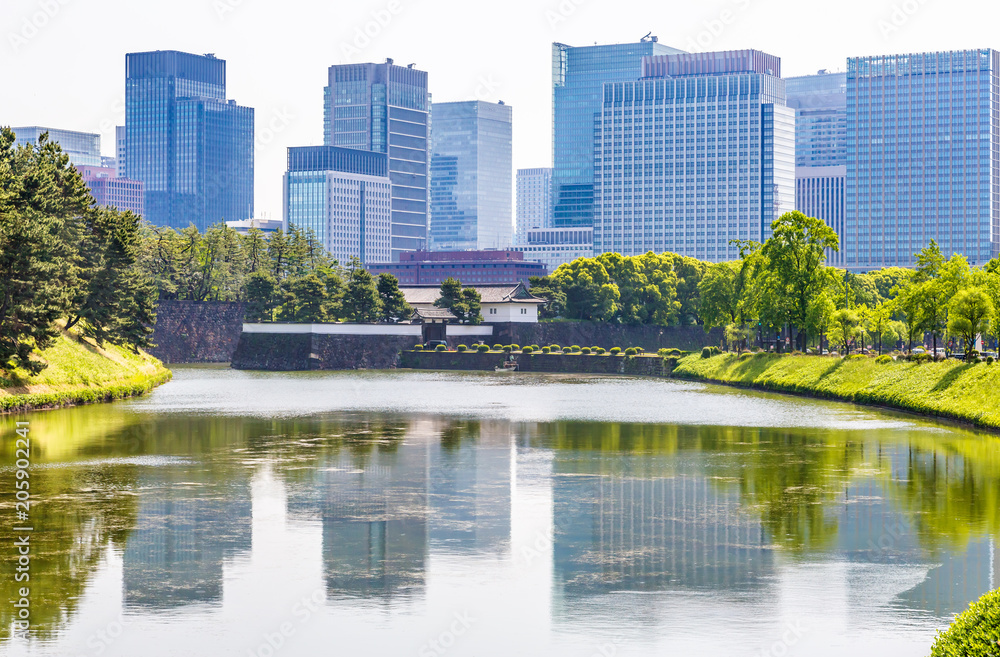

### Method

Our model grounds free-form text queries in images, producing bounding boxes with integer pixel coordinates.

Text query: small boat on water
[495,360,519,372]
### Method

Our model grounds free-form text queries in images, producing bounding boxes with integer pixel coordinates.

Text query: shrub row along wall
[149,301,246,364]
[231,333,417,371]
[399,351,670,377]
[494,323,724,353]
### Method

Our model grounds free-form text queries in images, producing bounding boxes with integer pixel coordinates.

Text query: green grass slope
[0,327,171,413]
[672,353,1000,429]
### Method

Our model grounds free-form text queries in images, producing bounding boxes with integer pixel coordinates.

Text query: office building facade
[787,71,847,265]
[593,50,795,262]
[369,250,547,286]
[125,50,254,231]
[76,165,145,217]
[12,126,103,167]
[520,227,593,272]
[116,125,127,178]
[846,49,1000,269]
[429,100,513,251]
[552,39,685,229]
[515,167,554,246]
[283,145,392,265]
[324,60,429,260]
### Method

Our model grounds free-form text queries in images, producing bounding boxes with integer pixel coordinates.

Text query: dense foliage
[531,211,1000,360]
[929,588,1000,657]
[0,129,155,373]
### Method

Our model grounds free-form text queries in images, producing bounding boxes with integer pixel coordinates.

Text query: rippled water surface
[2,367,998,656]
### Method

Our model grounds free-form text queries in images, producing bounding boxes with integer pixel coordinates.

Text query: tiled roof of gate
[400,283,545,305]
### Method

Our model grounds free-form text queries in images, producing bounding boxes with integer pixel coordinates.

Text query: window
[521,308,527,315]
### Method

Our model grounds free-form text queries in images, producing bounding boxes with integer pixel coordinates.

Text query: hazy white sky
[3,0,998,220]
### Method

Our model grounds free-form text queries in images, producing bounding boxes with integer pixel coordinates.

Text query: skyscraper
[593,50,795,261]
[429,100,513,251]
[846,49,1000,269]
[787,71,847,265]
[515,167,553,246]
[552,38,685,229]
[12,126,102,167]
[76,165,145,217]
[115,125,127,178]
[324,60,429,260]
[125,50,254,231]
[283,146,392,265]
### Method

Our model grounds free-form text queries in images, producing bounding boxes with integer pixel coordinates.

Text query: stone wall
[149,301,246,364]
[492,323,723,353]
[231,333,416,371]
[399,350,670,377]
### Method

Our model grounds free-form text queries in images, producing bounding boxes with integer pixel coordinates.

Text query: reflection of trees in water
[0,462,139,641]
[539,421,1000,556]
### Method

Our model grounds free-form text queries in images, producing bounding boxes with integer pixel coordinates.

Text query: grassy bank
[0,327,171,413]
[672,353,1000,430]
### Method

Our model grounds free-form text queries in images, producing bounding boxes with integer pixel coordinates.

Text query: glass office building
[552,39,685,229]
[12,126,103,167]
[429,101,513,251]
[515,168,553,246]
[593,50,795,261]
[283,145,392,265]
[787,71,847,265]
[125,50,254,231]
[846,49,1000,269]
[325,60,429,260]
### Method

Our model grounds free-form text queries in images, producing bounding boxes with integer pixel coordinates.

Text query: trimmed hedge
[929,588,1000,657]
[477,344,490,353]
[609,347,621,355]
[457,345,468,352]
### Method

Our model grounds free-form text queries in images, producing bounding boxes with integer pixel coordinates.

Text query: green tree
[528,275,566,320]
[244,270,278,323]
[0,129,88,373]
[65,208,156,350]
[597,252,679,325]
[376,273,411,323]
[277,275,329,323]
[830,308,860,355]
[948,288,993,361]
[862,301,893,355]
[552,258,619,321]
[806,292,836,353]
[342,267,381,323]
[758,211,840,351]
[663,253,707,325]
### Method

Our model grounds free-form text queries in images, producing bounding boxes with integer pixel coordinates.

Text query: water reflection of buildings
[123,470,252,608]
[429,420,512,555]
[283,419,514,600]
[552,468,774,596]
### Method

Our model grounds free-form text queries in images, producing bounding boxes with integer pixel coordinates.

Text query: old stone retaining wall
[493,323,723,353]
[398,350,670,377]
[149,301,246,364]
[231,333,416,371]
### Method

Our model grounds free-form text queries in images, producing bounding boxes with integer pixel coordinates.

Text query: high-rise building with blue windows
[593,50,795,262]
[125,50,254,231]
[429,100,512,251]
[552,38,685,229]
[515,167,553,246]
[283,146,392,266]
[846,49,1000,269]
[324,60,429,260]
[787,71,847,265]
[12,126,103,167]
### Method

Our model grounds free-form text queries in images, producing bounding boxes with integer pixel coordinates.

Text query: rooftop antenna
[407,63,415,68]
[640,32,652,42]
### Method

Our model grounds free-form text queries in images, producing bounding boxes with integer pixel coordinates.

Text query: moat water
[2,367,998,656]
